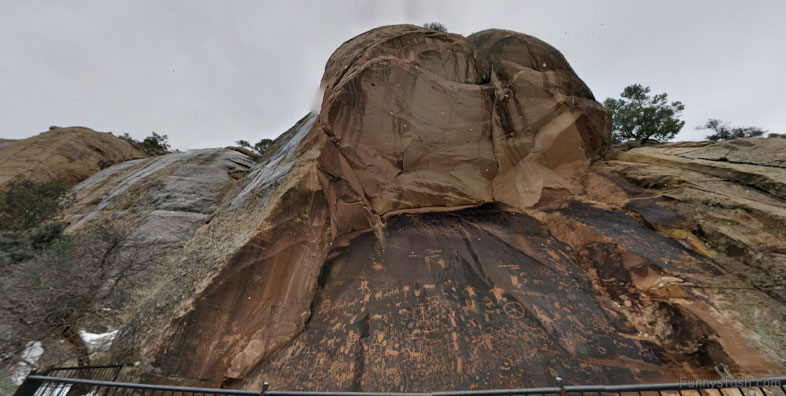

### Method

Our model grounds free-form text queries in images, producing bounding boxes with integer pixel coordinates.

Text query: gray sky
[2,1,784,149]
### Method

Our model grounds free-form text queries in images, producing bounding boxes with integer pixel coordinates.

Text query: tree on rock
[236,138,273,157]
[116,131,173,156]
[141,132,171,156]
[423,22,448,33]
[604,84,685,144]
[699,119,767,141]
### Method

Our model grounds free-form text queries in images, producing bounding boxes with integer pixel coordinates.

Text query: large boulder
[318,26,609,214]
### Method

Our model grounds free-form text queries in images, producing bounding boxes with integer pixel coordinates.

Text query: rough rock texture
[317,26,609,214]
[10,25,784,392]
[93,25,782,391]
[61,148,256,329]
[115,26,614,389]
[0,127,145,189]
[602,138,786,308]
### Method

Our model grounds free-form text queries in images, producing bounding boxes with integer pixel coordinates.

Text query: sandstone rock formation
[6,25,785,392]
[60,148,256,329]
[97,25,783,391]
[602,138,786,305]
[318,26,609,214]
[0,127,145,189]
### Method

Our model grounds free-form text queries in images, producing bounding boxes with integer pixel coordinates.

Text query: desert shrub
[118,133,136,144]
[115,132,172,156]
[0,179,76,370]
[140,132,171,156]
[0,220,161,371]
[0,180,71,231]
[423,22,448,33]
[699,119,767,141]
[0,222,68,264]
[0,178,159,371]
[235,138,273,157]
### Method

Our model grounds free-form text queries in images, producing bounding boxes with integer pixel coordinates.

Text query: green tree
[604,84,685,144]
[116,132,173,156]
[140,132,171,156]
[699,119,767,141]
[236,138,273,157]
[252,139,273,156]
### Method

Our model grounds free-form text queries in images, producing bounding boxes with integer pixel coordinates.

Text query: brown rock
[318,25,609,214]
[600,138,786,317]
[131,26,614,388]
[0,126,144,189]
[15,26,783,392]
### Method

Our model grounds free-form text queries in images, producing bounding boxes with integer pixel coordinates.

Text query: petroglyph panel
[247,206,689,391]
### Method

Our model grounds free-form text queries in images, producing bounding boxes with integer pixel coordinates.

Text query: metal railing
[14,375,260,396]
[45,365,123,381]
[12,365,124,396]
[12,375,786,396]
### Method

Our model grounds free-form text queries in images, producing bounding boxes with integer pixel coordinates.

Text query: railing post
[261,381,270,395]
[556,376,566,396]
[13,372,44,396]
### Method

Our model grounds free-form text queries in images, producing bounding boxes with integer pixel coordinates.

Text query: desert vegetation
[235,138,273,157]
[0,180,161,373]
[117,131,172,156]
[422,22,448,32]
[604,84,685,144]
[698,119,773,141]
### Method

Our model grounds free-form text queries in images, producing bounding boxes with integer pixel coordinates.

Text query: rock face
[124,26,618,389]
[60,148,256,329]
[94,25,781,391]
[603,138,786,305]
[0,127,145,189]
[319,26,609,214]
[9,25,785,392]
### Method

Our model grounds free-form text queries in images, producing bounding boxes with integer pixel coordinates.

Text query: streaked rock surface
[62,148,256,327]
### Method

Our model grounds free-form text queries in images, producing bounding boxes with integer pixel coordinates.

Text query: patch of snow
[79,329,118,354]
[11,341,43,385]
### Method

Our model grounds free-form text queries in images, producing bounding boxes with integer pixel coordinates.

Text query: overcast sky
[2,1,784,149]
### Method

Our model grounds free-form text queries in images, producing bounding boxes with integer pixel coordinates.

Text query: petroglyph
[239,206,749,391]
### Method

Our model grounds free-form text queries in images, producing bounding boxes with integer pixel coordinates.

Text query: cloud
[1,1,784,149]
